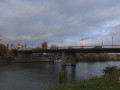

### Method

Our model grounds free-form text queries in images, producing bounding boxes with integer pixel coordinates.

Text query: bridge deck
[18,48,120,54]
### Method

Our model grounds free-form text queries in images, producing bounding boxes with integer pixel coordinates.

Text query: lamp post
[102,42,103,47]
[61,41,63,49]
[82,39,83,46]
[80,42,81,46]
[112,37,113,48]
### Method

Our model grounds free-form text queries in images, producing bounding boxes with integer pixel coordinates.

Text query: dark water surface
[0,61,120,90]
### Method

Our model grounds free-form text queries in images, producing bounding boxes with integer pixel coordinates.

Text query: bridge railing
[18,45,120,51]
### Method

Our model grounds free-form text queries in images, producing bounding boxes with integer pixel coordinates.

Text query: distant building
[17,43,26,50]
[5,43,14,50]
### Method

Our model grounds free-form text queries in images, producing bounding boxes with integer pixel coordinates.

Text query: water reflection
[0,61,120,90]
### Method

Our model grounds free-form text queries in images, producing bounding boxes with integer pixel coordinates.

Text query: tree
[50,44,58,49]
[41,42,48,49]
[0,44,9,56]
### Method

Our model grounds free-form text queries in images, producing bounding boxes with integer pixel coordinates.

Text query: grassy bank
[51,66,120,90]
[51,76,120,90]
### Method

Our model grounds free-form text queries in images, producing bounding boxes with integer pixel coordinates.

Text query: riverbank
[76,53,120,62]
[51,76,120,90]
[0,56,53,63]
[51,65,120,90]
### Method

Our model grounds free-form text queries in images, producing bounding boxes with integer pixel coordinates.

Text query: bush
[78,53,110,62]
[103,65,120,79]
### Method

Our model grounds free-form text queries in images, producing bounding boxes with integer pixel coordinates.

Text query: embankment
[0,55,53,63]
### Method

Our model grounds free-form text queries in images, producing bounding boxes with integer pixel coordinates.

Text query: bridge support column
[62,52,66,66]
[71,53,76,66]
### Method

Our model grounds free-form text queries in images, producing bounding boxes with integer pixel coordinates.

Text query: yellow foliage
[41,42,47,50]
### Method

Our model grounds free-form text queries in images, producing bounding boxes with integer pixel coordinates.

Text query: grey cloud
[0,0,120,46]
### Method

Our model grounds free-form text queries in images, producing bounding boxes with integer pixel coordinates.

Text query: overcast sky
[0,0,120,47]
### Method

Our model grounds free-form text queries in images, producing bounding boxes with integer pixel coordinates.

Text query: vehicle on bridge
[94,46,102,48]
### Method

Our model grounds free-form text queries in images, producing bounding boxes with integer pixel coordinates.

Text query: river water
[0,61,120,90]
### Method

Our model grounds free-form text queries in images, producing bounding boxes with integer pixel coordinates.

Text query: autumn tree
[41,42,48,49]
[0,44,9,56]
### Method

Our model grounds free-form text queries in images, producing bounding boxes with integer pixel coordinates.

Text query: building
[5,43,14,50]
[17,43,26,50]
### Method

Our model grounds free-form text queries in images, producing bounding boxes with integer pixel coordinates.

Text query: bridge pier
[62,52,67,66]
[70,53,76,66]
[62,52,76,66]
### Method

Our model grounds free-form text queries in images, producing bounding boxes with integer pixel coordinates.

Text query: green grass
[51,76,120,90]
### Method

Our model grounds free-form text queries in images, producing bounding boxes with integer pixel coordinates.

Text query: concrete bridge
[19,48,120,53]
[17,48,120,66]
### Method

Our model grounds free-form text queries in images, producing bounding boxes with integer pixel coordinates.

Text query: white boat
[54,58,61,63]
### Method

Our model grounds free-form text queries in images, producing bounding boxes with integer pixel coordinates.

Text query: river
[0,61,120,90]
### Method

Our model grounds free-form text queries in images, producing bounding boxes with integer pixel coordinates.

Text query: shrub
[103,65,120,79]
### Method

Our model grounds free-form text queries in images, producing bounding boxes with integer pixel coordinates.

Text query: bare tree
[50,44,58,49]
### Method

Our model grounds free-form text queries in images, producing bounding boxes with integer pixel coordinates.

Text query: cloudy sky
[0,0,120,47]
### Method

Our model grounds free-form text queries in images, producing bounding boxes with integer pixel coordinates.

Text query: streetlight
[61,41,63,49]
[102,42,103,47]
[80,42,81,46]
[81,39,83,46]
[112,37,113,48]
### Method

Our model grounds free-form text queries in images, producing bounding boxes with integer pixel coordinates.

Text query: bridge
[17,47,120,66]
[19,48,120,53]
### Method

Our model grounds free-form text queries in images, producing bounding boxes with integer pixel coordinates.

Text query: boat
[54,58,61,63]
